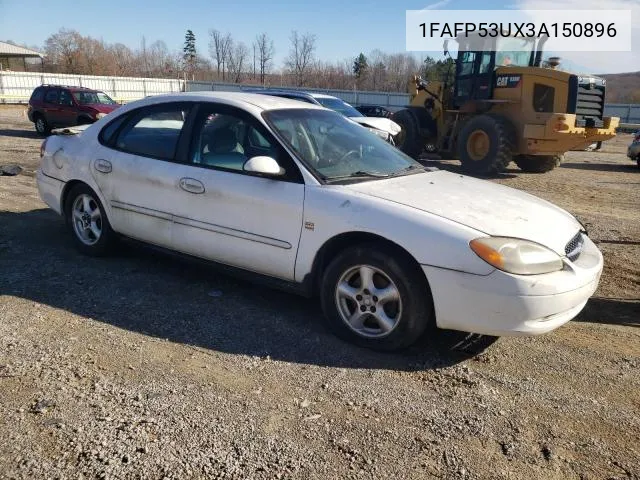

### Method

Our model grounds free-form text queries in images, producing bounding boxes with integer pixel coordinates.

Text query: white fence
[604,104,640,124]
[187,81,412,107]
[2,71,640,123]
[0,71,185,104]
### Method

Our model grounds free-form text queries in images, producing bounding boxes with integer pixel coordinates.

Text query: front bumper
[523,114,619,155]
[36,169,65,215]
[423,235,603,337]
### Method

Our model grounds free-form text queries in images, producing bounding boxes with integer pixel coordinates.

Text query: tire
[320,242,433,351]
[457,115,514,175]
[393,109,424,158]
[64,184,116,256]
[514,154,563,173]
[34,114,50,136]
[77,116,94,126]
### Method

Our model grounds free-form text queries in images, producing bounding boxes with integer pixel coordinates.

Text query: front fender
[295,185,494,283]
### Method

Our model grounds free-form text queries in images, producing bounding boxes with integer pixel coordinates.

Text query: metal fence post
[112,78,117,102]
[627,104,632,123]
[142,79,147,97]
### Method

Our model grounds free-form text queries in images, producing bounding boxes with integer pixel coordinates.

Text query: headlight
[96,112,107,119]
[469,237,563,275]
[368,127,390,141]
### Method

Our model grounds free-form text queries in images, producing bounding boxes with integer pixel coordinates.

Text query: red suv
[28,85,120,135]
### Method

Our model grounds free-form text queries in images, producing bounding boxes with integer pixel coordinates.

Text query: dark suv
[28,85,120,135]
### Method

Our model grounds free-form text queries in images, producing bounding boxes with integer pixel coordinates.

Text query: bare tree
[254,33,275,85]
[44,28,82,73]
[220,34,233,81]
[110,43,136,76]
[285,31,316,86]
[209,30,224,78]
[228,41,249,83]
[210,30,234,81]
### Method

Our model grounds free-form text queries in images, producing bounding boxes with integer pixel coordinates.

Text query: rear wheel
[514,154,563,173]
[320,243,433,351]
[64,184,116,256]
[457,115,514,175]
[34,114,50,136]
[393,109,423,158]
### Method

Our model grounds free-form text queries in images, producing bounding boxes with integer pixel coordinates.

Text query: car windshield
[315,97,363,118]
[264,109,424,182]
[73,91,116,105]
[495,37,534,67]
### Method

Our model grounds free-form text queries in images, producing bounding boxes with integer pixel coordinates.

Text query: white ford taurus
[36,92,603,351]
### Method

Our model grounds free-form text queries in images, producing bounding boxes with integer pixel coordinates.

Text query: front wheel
[64,184,116,256]
[320,243,433,351]
[457,115,514,175]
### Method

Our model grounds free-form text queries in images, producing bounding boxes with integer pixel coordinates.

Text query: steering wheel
[338,149,361,164]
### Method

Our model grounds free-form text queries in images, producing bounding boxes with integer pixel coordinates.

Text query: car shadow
[560,162,638,172]
[0,208,498,371]
[575,297,640,328]
[0,128,41,139]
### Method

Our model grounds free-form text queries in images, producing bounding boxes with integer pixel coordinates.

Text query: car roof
[113,91,326,116]
[39,84,101,92]
[241,88,343,102]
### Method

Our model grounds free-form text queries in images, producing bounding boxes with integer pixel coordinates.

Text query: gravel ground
[1,106,639,480]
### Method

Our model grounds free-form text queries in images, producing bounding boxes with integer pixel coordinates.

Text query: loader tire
[393,109,423,159]
[514,154,563,173]
[457,115,514,175]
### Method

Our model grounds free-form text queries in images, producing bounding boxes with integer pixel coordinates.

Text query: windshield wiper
[388,164,427,177]
[326,170,390,182]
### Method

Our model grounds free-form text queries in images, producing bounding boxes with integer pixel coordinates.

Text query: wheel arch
[307,231,431,298]
[77,115,95,125]
[60,179,110,223]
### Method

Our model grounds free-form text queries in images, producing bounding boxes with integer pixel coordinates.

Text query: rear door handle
[179,177,205,194]
[94,159,112,173]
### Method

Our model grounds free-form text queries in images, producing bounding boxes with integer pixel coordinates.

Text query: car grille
[565,232,585,262]
[568,76,606,128]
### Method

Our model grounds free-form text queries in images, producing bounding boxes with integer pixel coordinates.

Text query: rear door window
[113,104,191,161]
[59,89,74,106]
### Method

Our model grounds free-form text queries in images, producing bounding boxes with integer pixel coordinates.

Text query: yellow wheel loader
[394,35,619,174]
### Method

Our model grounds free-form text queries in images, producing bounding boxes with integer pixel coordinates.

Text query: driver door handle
[179,177,205,194]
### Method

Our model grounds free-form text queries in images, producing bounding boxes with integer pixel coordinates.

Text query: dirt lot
[1,105,639,480]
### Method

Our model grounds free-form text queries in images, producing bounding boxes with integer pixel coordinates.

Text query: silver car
[627,132,640,167]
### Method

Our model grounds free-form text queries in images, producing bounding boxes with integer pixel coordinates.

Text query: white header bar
[406,10,632,52]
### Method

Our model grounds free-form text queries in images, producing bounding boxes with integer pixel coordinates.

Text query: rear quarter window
[30,87,45,102]
[99,114,129,146]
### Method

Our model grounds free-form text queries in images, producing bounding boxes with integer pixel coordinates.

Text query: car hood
[85,104,120,113]
[346,170,582,255]
[349,116,402,136]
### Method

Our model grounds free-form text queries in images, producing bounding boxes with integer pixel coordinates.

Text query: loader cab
[452,35,537,108]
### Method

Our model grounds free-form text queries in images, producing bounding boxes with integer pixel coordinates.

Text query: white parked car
[37,92,603,351]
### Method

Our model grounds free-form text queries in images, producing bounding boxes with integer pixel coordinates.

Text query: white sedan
[36,92,603,351]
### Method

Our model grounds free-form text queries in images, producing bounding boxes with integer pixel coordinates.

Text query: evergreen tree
[183,30,196,76]
[353,52,368,79]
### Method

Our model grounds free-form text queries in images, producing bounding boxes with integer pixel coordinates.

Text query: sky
[0,0,638,74]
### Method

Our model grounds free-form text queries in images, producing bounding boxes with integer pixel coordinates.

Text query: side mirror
[243,156,285,177]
